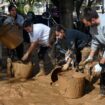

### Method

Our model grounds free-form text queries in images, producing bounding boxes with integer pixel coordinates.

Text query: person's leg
[76,49,82,64]
[8,49,16,59]
[38,46,48,61]
[15,43,24,60]
[100,65,105,96]
[36,46,49,77]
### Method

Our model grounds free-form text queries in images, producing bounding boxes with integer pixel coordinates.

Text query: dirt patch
[0,70,104,105]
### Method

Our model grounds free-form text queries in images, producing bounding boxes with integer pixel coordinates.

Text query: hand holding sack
[79,56,93,67]
[83,56,93,65]
[62,58,72,71]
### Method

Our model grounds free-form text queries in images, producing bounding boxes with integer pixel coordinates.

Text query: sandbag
[58,72,85,99]
[12,61,33,79]
[81,47,91,61]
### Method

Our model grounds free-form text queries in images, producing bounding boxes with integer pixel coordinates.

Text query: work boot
[35,60,45,79]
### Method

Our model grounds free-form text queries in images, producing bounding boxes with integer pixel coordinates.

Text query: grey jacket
[3,14,24,27]
[90,14,105,57]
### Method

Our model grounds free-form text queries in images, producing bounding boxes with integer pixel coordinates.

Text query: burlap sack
[12,61,33,79]
[0,25,23,49]
[58,72,85,99]
[81,47,91,61]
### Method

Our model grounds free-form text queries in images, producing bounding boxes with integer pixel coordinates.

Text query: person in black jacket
[49,24,91,65]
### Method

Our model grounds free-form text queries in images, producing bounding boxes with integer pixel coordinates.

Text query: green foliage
[17,4,24,14]
[6,0,47,14]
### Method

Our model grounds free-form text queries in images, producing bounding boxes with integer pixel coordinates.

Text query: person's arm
[84,37,99,63]
[88,49,96,59]
[100,51,105,64]
[22,41,38,61]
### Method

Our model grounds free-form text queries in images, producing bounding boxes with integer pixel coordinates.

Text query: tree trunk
[60,0,74,28]
[51,0,74,28]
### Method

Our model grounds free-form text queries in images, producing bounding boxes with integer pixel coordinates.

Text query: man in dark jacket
[49,25,91,65]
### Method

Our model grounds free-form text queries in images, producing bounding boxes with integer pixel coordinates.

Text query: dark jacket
[65,29,91,50]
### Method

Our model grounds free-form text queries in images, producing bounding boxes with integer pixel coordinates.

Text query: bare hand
[21,53,29,61]
[62,63,69,71]
[62,58,72,71]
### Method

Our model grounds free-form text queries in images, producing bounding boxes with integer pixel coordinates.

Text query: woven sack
[81,47,91,61]
[12,61,33,79]
[0,24,23,49]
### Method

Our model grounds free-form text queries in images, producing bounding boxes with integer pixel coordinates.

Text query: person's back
[65,29,91,50]
[29,23,50,46]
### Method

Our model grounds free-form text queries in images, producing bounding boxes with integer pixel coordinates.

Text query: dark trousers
[15,43,24,59]
[76,49,82,64]
[100,65,105,95]
[8,43,24,60]
[38,46,49,61]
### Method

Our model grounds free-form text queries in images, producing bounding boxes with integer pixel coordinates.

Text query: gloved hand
[92,63,102,76]
[79,56,93,66]
[94,63,102,73]
[84,56,93,64]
